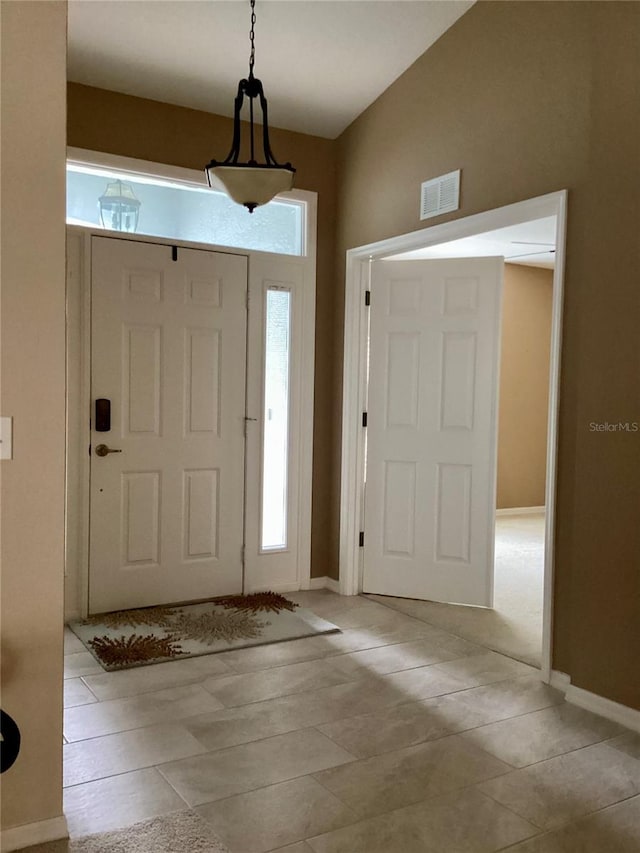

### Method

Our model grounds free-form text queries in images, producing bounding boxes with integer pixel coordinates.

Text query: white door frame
[339,190,568,683]
[66,222,316,618]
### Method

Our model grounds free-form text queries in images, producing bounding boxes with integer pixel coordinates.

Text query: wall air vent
[420,170,461,220]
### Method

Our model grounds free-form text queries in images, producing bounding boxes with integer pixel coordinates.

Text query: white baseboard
[549,669,639,733]
[1,815,68,852]
[549,669,571,692]
[496,506,545,516]
[246,581,301,594]
[305,576,341,593]
[325,577,341,594]
[566,684,640,733]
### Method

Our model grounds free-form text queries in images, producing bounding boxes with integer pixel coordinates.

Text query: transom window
[66,162,304,256]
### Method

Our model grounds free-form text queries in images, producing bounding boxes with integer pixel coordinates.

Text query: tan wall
[67,83,338,579]
[497,265,553,510]
[335,1,640,709]
[0,0,67,833]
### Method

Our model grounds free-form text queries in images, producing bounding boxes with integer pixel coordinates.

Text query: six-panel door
[364,257,503,607]
[89,237,247,613]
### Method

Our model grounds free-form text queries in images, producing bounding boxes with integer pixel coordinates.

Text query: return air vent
[420,170,461,220]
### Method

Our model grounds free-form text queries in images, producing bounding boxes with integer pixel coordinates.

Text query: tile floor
[60,590,640,852]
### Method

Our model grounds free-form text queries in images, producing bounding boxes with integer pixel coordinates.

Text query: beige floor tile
[64,683,224,742]
[81,653,233,701]
[321,602,424,630]
[183,698,309,752]
[202,658,357,707]
[270,844,315,853]
[64,627,86,654]
[63,651,103,679]
[287,675,418,718]
[326,637,467,680]
[460,703,624,767]
[63,678,98,708]
[197,776,358,853]
[159,728,356,806]
[315,619,437,655]
[219,635,333,674]
[606,731,640,761]
[307,787,538,853]
[314,733,511,817]
[430,651,537,687]
[319,676,563,758]
[64,722,207,786]
[505,794,640,852]
[415,676,563,733]
[429,633,486,658]
[286,592,370,618]
[375,663,470,703]
[318,700,455,758]
[478,741,640,829]
[187,675,419,754]
[63,768,186,837]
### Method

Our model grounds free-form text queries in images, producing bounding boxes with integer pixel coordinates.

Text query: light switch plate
[1,416,13,459]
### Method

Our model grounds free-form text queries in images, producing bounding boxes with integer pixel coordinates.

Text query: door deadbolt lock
[95,444,122,457]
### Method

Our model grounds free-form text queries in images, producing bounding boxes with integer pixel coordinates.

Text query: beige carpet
[367,513,544,668]
[20,810,230,853]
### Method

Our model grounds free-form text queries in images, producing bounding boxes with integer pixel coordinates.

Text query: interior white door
[89,236,247,613]
[363,257,503,606]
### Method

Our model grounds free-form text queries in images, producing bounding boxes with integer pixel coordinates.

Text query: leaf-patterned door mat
[69,592,340,671]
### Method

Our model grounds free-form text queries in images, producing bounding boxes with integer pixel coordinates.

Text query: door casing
[339,190,568,684]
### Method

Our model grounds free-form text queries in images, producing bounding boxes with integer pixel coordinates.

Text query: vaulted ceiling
[67,1,474,139]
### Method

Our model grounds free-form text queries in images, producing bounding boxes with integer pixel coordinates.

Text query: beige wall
[497,265,553,510]
[0,0,67,835]
[67,83,338,579]
[336,1,640,710]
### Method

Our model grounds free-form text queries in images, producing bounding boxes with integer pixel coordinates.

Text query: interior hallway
[27,589,640,852]
[369,512,545,668]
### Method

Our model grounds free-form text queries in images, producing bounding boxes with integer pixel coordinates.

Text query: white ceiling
[386,217,557,268]
[67,0,474,139]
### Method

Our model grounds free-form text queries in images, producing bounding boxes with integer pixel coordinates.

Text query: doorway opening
[339,192,567,682]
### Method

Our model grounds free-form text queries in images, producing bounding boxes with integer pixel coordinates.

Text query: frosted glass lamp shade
[206,165,295,212]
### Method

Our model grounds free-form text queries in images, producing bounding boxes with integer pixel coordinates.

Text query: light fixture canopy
[205,0,295,213]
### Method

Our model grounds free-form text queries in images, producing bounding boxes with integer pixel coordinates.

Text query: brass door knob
[95,444,122,457]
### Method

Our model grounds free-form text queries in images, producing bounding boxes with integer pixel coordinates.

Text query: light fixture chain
[249,0,256,76]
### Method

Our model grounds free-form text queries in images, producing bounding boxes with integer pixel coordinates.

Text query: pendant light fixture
[205,0,295,213]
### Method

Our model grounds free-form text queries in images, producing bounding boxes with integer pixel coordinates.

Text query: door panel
[363,257,503,607]
[89,237,247,613]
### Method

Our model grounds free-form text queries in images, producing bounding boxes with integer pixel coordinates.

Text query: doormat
[69,592,340,671]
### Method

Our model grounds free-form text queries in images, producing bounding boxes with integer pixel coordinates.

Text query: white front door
[89,237,247,613]
[363,257,503,606]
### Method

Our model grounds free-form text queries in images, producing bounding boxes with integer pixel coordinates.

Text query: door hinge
[171,246,178,262]
[364,290,371,306]
[359,531,365,547]
[362,412,368,428]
